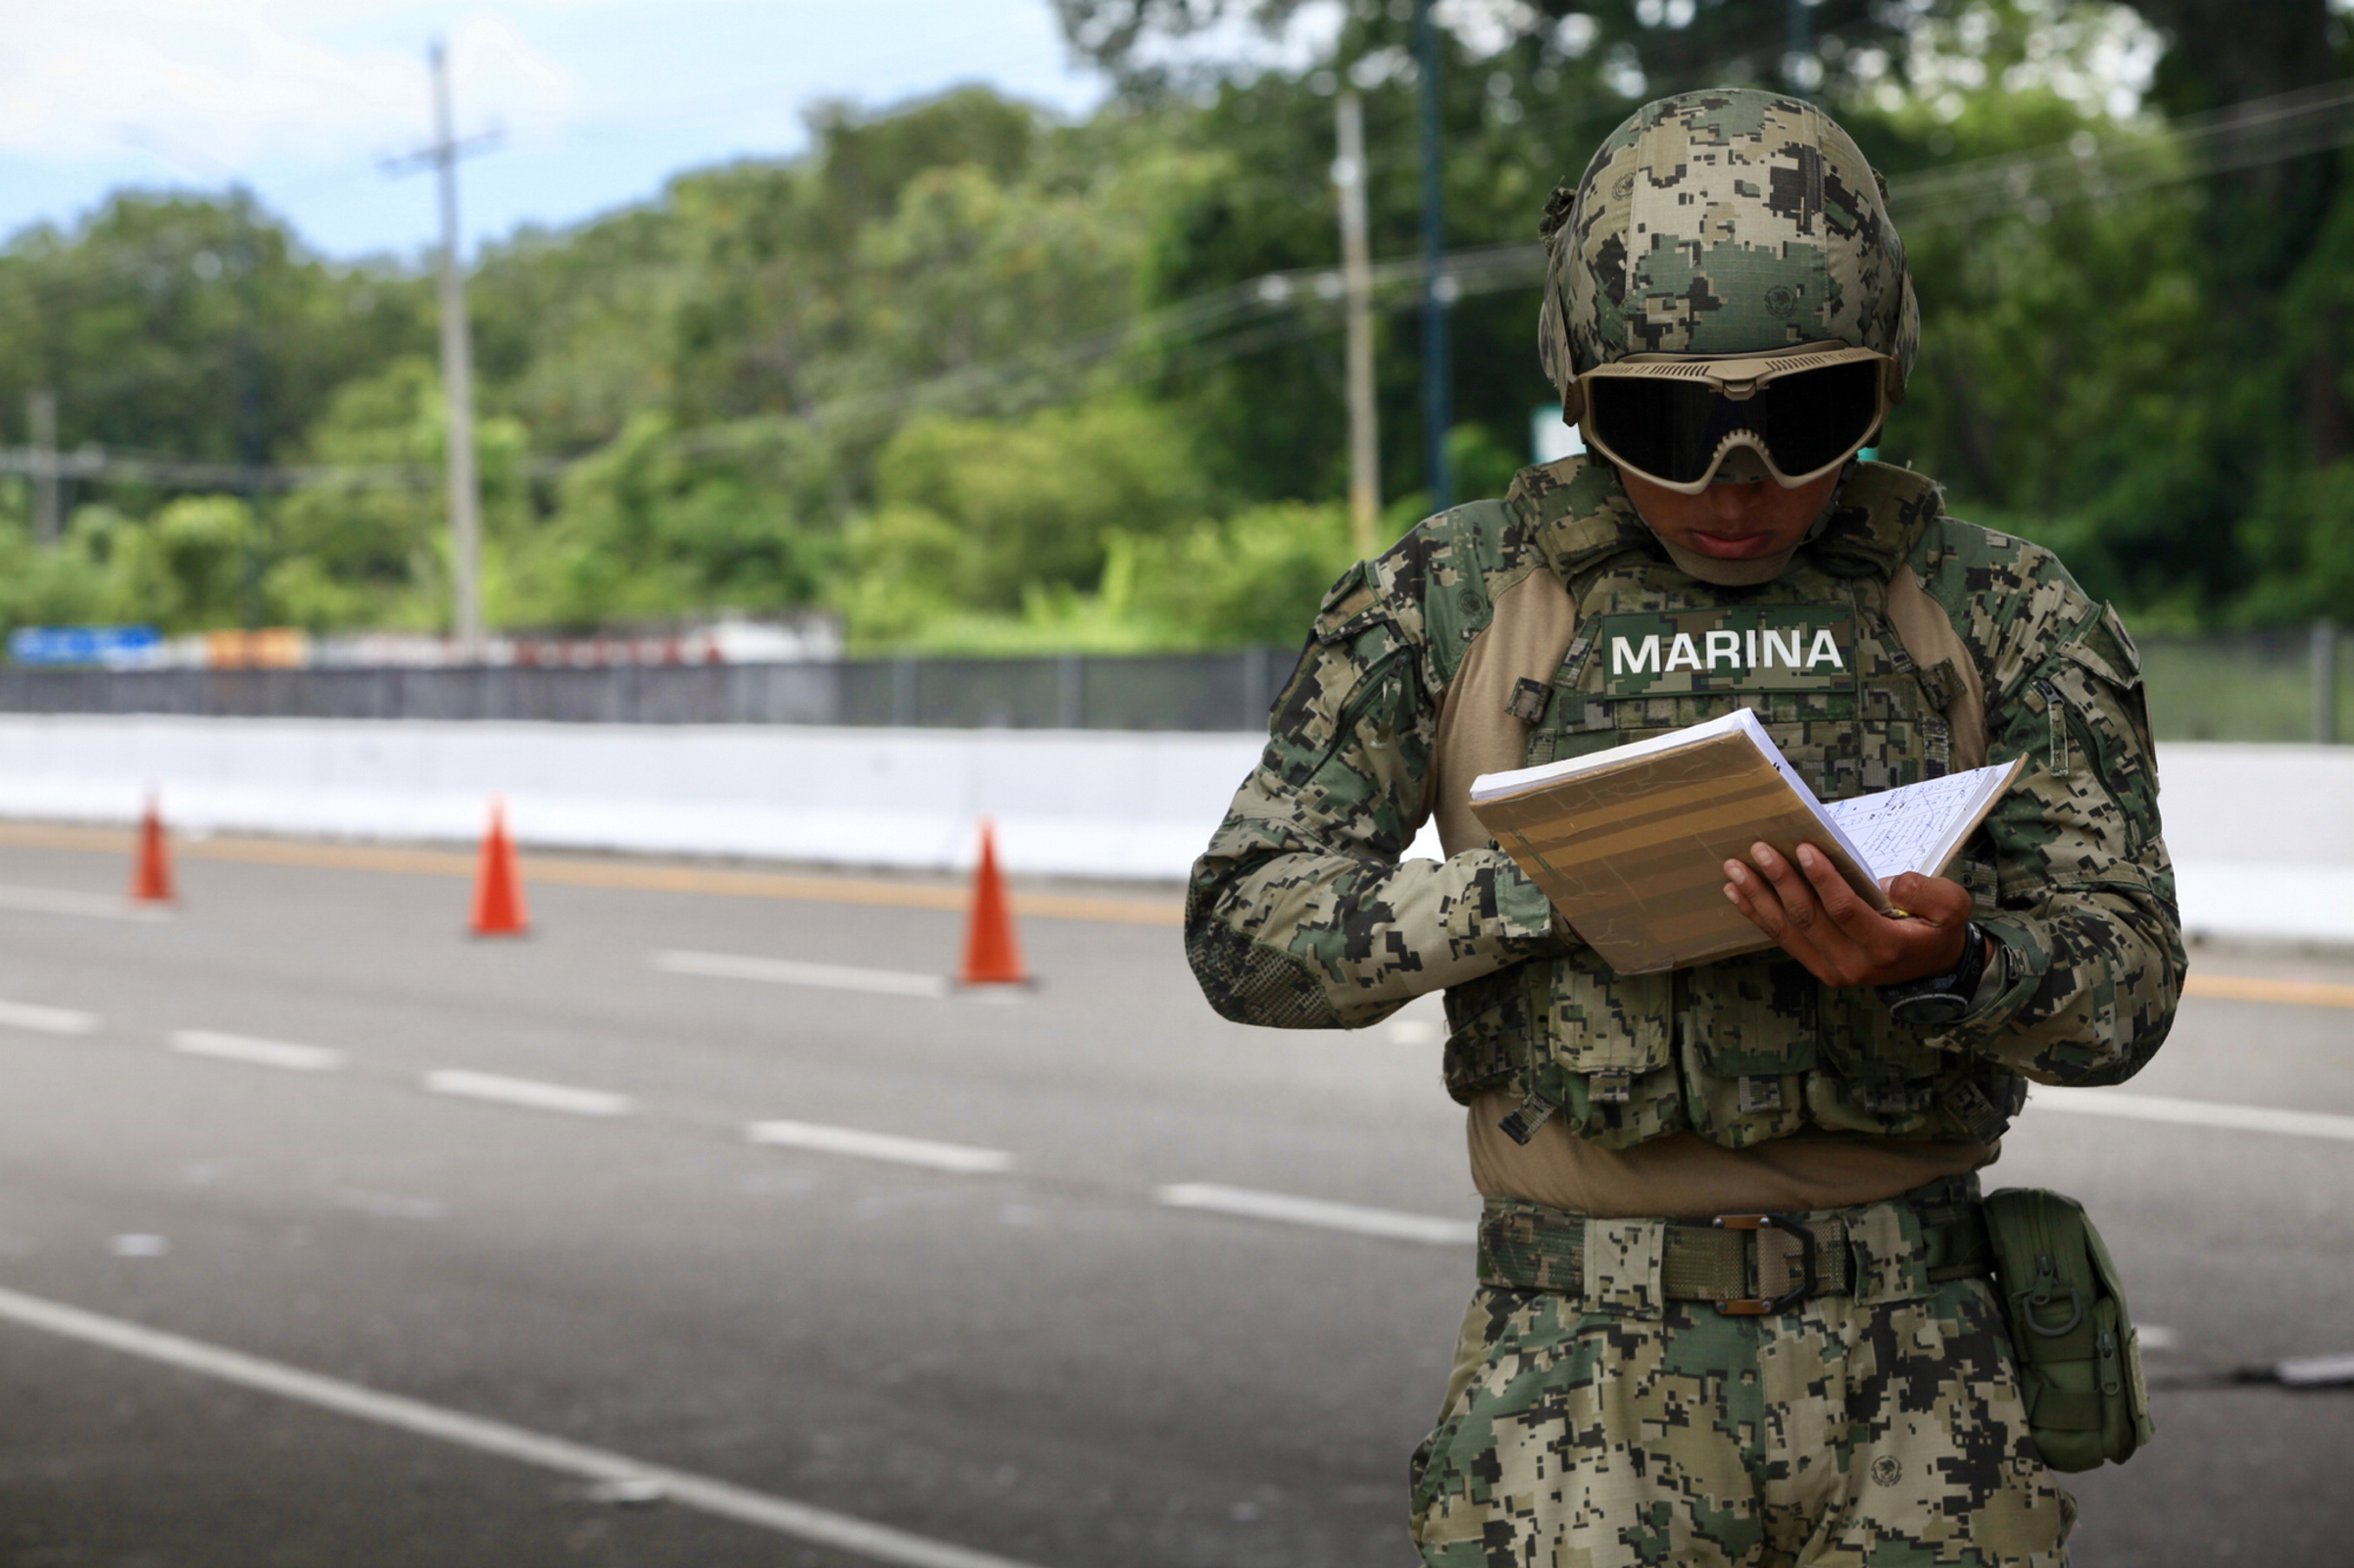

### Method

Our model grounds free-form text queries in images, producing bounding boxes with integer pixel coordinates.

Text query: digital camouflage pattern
[1538,88,1920,399]
[1411,1198,2074,1565]
[1182,490,1565,1031]
[1189,82,2156,1568]
[1184,454,2184,1142]
[1444,459,2054,1152]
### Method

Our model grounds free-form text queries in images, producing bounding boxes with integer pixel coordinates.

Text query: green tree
[506,413,835,629]
[104,495,257,632]
[858,398,1211,608]
[0,190,428,463]
[270,358,532,632]
[1130,500,1358,646]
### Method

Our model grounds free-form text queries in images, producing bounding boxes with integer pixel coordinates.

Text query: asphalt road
[0,833,2344,1567]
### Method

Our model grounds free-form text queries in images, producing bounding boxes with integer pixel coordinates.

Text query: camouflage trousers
[1408,1201,2074,1566]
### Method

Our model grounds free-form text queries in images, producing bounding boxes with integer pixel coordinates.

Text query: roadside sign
[7,625,162,667]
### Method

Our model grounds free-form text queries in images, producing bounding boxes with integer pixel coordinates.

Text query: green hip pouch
[1983,1187,2156,1471]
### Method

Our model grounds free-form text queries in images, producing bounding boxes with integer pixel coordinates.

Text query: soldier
[1186,88,2182,1566]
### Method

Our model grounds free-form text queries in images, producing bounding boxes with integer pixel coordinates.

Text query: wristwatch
[1878,922,1991,1026]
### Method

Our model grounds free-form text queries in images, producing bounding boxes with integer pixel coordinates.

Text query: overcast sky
[0,0,1111,265]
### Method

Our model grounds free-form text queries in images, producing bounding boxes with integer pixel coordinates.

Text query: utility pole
[230,186,266,628]
[1786,0,1816,95]
[384,41,499,661]
[1334,92,1380,556]
[1413,0,1452,513]
[26,390,58,546]
[2316,619,2339,745]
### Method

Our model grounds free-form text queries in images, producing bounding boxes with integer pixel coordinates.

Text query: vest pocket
[1811,987,1979,1135]
[1677,956,1816,1146]
[1440,966,1533,1106]
[1523,955,1682,1148]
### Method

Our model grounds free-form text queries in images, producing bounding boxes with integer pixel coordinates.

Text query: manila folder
[1468,716,1884,975]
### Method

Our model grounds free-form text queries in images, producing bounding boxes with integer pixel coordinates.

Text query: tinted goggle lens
[1586,359,1883,484]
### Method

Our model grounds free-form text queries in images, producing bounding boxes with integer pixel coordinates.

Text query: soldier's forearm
[1186,840,1560,1028]
[1954,887,2183,1084]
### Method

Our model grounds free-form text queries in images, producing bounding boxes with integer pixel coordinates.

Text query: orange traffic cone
[129,796,174,904]
[956,818,1028,987]
[468,798,530,937]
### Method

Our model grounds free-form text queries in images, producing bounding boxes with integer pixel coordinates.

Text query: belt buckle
[1711,1212,1817,1315]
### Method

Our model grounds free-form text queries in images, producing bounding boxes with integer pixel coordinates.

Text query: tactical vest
[1441,463,2027,1152]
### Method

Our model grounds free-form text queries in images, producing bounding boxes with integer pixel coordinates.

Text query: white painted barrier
[2152,744,2354,946]
[0,715,2341,943]
[0,715,1264,882]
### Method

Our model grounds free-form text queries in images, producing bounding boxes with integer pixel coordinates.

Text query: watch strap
[1878,922,1987,1016]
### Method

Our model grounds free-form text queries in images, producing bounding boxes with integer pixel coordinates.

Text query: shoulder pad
[1502,455,1654,579]
[1310,558,1389,646]
[1813,460,1944,579]
[1316,497,1552,691]
[1416,500,1515,656]
[2062,603,2143,688]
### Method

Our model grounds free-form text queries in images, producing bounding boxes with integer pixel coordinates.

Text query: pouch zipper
[2033,678,2066,775]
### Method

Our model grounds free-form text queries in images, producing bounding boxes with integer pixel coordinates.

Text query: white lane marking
[2031,1086,2354,1143]
[0,999,99,1035]
[746,1120,1011,1173]
[108,1234,169,1257]
[330,1190,448,1222]
[654,950,950,999]
[172,1031,344,1072]
[1154,1183,1476,1245]
[0,1284,1046,1568]
[0,883,171,922]
[423,1070,634,1118]
[2277,1351,2354,1387]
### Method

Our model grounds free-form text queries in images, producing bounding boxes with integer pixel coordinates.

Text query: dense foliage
[0,0,2347,651]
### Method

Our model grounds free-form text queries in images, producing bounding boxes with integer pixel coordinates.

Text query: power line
[1886,77,2354,224]
[22,76,2354,496]
[0,446,430,493]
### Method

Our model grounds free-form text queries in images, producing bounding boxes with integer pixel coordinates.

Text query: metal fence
[0,629,2343,741]
[0,647,1296,732]
[2138,625,2346,744]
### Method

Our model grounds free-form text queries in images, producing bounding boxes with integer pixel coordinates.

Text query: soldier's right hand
[1722,842,1975,989]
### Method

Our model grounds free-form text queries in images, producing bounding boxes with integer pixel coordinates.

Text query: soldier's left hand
[1721,842,1974,988]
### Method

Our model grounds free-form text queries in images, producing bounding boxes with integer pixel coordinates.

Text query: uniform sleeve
[1939,540,2185,1085]
[1184,567,1561,1030]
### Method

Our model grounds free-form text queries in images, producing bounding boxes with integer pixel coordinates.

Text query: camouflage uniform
[1185,89,2182,1568]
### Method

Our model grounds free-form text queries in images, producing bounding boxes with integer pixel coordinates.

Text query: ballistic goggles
[1571,343,1895,494]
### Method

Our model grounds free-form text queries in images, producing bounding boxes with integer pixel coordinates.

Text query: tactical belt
[1479,1194,1992,1315]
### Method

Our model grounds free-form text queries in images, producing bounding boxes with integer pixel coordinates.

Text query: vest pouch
[1807,987,1966,1136]
[1521,955,1681,1149]
[1676,956,1815,1146]
[1440,964,1538,1105]
[1983,1188,2154,1472]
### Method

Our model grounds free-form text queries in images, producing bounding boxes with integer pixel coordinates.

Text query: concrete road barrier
[2153,743,2354,947]
[0,714,2340,944]
[0,715,1265,883]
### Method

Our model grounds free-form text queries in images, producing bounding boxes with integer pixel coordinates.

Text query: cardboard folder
[1469,710,2022,974]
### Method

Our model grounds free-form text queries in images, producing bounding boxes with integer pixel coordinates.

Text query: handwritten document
[1823,761,2020,880]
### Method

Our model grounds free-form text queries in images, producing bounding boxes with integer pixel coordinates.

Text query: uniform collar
[1505,455,1941,588]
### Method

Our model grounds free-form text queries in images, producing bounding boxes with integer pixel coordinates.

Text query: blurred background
[0,0,2348,691]
[0,3,2347,1566]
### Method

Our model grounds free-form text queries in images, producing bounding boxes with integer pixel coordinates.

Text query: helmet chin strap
[1646,454,1853,588]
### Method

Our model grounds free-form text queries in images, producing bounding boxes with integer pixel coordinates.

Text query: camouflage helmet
[1538,88,1918,419]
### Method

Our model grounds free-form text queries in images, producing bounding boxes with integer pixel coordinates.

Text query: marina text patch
[1592,607,1858,697]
